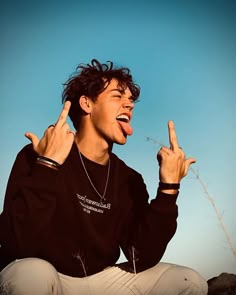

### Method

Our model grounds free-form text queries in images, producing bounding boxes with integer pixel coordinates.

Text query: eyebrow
[109,88,134,101]
[109,88,125,93]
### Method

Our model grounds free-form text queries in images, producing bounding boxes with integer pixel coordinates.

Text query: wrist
[159,181,180,190]
[36,156,61,170]
[158,188,179,194]
[158,182,180,195]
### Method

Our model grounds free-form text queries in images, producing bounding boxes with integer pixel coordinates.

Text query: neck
[74,132,112,165]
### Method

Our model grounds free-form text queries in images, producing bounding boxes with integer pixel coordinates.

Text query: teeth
[116,114,129,122]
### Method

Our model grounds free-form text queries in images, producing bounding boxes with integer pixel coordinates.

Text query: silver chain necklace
[78,149,110,204]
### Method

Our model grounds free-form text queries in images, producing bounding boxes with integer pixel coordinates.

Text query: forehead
[105,79,132,96]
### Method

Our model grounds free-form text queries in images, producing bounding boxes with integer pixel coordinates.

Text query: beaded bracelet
[158,182,180,190]
[36,156,61,169]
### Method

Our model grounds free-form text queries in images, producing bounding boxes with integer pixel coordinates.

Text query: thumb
[25,132,39,150]
[184,157,196,176]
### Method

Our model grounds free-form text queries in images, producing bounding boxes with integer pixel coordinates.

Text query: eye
[129,98,134,103]
[113,95,122,99]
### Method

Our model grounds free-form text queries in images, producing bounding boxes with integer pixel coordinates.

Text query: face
[89,79,135,145]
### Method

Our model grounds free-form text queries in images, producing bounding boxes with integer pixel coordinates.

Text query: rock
[207,272,236,295]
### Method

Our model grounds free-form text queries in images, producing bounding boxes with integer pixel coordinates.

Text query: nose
[123,99,134,111]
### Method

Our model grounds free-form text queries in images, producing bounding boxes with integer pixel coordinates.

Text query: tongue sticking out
[117,120,133,136]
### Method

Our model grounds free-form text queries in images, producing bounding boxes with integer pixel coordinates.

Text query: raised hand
[25,101,75,165]
[157,121,196,184]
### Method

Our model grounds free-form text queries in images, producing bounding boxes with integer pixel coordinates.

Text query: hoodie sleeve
[0,144,63,258]
[120,171,178,272]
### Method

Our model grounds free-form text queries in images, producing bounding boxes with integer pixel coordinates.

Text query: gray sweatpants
[0,258,208,294]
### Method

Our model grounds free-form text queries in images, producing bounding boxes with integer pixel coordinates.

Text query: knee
[0,258,60,295]
[174,265,208,295]
[1,257,58,280]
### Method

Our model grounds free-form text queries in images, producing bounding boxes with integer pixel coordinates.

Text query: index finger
[168,120,179,151]
[55,101,71,126]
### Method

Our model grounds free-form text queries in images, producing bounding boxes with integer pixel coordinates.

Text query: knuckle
[48,124,55,129]
[180,151,185,158]
[58,115,64,121]
[158,148,164,156]
[63,124,70,131]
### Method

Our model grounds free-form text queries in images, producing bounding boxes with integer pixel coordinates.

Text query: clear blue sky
[1,0,235,280]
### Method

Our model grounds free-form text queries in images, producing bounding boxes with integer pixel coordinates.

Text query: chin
[115,137,128,145]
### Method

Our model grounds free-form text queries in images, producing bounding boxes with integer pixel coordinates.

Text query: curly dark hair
[62,59,140,129]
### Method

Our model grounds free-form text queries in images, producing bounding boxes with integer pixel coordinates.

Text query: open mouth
[116,114,133,136]
[116,114,130,123]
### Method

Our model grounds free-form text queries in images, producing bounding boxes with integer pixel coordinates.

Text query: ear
[79,95,92,114]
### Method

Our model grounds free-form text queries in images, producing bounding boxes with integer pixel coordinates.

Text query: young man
[0,59,208,294]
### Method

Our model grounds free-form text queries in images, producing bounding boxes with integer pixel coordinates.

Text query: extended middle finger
[55,101,71,128]
[168,121,179,151]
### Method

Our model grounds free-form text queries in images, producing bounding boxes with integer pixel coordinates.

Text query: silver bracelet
[36,156,61,169]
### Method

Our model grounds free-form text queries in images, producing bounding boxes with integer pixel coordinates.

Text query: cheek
[92,103,119,126]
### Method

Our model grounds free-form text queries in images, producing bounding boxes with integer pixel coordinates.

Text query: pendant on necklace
[100,198,106,205]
